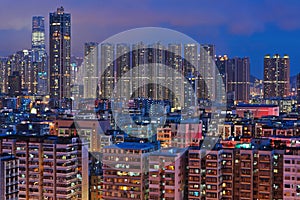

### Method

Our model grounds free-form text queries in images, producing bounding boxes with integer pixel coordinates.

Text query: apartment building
[205,150,222,200]
[51,118,110,152]
[0,153,19,200]
[186,146,286,200]
[221,149,234,200]
[0,135,89,200]
[102,142,156,199]
[148,147,187,200]
[283,148,300,199]
[156,126,173,148]
[187,147,206,200]
[234,149,254,200]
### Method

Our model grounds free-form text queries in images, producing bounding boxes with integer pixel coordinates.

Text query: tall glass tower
[49,7,71,106]
[32,16,48,95]
[32,16,45,61]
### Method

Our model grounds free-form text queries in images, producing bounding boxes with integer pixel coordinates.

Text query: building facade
[199,44,216,101]
[102,142,156,199]
[100,43,115,99]
[84,42,99,99]
[227,57,250,103]
[0,154,19,200]
[8,71,22,97]
[0,136,88,200]
[32,16,48,95]
[49,7,71,105]
[149,148,187,200]
[264,54,290,99]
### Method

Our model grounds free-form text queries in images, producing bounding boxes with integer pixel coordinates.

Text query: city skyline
[1,2,300,200]
[0,0,300,78]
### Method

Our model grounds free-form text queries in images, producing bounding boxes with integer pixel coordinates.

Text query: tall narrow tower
[49,7,71,106]
[84,42,99,99]
[199,44,216,100]
[32,16,48,95]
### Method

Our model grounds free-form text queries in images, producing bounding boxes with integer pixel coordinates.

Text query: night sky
[0,0,300,78]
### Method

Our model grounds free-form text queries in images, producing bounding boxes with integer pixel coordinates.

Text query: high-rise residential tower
[184,43,198,76]
[32,16,48,95]
[199,44,216,100]
[263,54,290,99]
[102,142,156,199]
[7,50,36,95]
[167,43,183,107]
[0,58,8,93]
[49,7,71,105]
[83,42,99,99]
[115,43,131,99]
[183,44,198,107]
[131,42,149,99]
[226,57,250,103]
[215,55,228,103]
[0,136,89,200]
[100,43,114,99]
[0,154,19,200]
[8,71,22,97]
[149,42,167,100]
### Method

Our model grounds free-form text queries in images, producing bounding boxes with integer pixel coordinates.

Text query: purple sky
[0,0,300,78]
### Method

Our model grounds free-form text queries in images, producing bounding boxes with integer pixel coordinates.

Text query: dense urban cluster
[0,6,300,200]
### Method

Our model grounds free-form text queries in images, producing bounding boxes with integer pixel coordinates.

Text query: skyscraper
[199,44,216,100]
[100,43,114,98]
[0,57,9,93]
[32,16,46,62]
[116,43,131,99]
[149,42,167,100]
[215,55,228,103]
[49,7,71,105]
[183,44,198,107]
[8,71,22,97]
[184,43,198,76]
[32,16,48,95]
[263,54,290,99]
[167,44,183,108]
[131,42,149,99]
[6,50,36,95]
[227,57,250,103]
[83,42,99,99]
